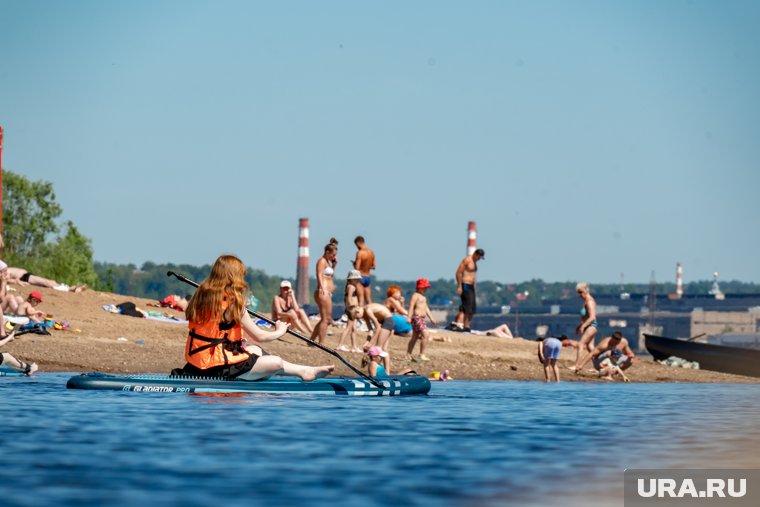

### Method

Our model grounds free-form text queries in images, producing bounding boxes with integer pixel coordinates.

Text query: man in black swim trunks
[449,248,484,332]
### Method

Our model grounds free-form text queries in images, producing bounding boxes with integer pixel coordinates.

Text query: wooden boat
[66,372,431,396]
[644,334,760,378]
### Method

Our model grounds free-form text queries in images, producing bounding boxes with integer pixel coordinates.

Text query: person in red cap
[406,278,436,362]
[1,290,45,323]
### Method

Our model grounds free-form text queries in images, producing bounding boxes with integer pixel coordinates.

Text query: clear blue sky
[1,0,758,284]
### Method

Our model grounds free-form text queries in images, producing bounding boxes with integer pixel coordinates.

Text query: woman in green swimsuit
[571,282,597,372]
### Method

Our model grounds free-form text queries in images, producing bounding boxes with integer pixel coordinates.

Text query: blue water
[1,374,759,507]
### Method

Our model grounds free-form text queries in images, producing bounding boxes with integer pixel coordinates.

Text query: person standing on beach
[178,254,334,380]
[406,278,435,362]
[310,238,338,346]
[571,282,597,371]
[353,236,376,305]
[335,270,363,353]
[450,248,484,332]
[384,285,413,338]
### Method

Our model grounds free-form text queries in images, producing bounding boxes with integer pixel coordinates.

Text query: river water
[1,373,758,507]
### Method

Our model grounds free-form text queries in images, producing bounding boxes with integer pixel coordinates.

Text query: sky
[1,0,758,285]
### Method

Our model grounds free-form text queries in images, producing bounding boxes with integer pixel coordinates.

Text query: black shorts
[173,351,266,379]
[20,272,32,283]
[459,284,476,315]
[381,317,394,331]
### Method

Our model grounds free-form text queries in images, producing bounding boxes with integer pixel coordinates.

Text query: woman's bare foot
[25,362,38,375]
[300,365,335,381]
[71,284,88,293]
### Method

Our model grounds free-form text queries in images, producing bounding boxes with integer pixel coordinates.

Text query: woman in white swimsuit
[310,237,338,345]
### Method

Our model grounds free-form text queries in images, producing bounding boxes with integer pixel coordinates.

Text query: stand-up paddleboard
[0,369,25,377]
[66,372,431,396]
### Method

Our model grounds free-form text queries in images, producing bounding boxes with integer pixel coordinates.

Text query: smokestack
[467,221,477,255]
[296,218,310,306]
[676,261,683,297]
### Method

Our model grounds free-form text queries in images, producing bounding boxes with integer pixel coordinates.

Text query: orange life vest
[185,305,250,370]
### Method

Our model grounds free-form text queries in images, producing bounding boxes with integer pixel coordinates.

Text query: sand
[3,286,758,383]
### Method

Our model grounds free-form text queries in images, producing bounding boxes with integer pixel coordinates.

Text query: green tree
[2,170,61,264]
[2,170,98,285]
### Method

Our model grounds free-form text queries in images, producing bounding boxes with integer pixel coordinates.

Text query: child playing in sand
[537,335,562,382]
[406,278,436,362]
[367,345,411,377]
[1,291,45,323]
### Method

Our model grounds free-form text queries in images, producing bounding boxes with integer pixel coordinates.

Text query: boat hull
[644,334,760,378]
[66,372,431,396]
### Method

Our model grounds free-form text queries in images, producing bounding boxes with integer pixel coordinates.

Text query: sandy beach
[3,286,758,383]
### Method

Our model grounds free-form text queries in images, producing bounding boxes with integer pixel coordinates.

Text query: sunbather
[6,267,87,292]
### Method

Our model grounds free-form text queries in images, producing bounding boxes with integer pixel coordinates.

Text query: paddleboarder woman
[571,282,598,372]
[179,255,334,381]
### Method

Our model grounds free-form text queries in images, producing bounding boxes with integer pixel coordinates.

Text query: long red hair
[186,255,249,324]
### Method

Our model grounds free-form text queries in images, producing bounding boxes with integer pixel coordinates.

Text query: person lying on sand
[6,267,87,292]
[470,323,514,338]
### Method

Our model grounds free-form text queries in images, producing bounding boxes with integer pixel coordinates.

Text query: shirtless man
[574,331,636,380]
[350,303,395,373]
[272,280,313,335]
[353,236,376,305]
[7,267,87,292]
[450,248,484,332]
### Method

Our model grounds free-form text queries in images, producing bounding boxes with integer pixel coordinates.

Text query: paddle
[687,333,707,342]
[167,271,386,389]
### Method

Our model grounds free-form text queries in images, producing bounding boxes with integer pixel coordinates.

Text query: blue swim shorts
[542,337,562,360]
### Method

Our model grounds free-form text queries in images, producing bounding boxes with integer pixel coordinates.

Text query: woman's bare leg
[238,355,334,381]
[573,327,597,369]
[27,275,59,289]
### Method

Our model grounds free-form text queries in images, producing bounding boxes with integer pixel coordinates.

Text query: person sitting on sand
[573,331,635,381]
[0,327,38,375]
[272,280,313,336]
[6,267,87,292]
[470,324,514,338]
[1,290,45,323]
[175,255,334,381]
[537,336,562,382]
[406,278,436,362]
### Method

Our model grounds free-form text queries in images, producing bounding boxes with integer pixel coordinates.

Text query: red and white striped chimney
[296,218,310,306]
[467,221,477,255]
[675,261,683,298]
